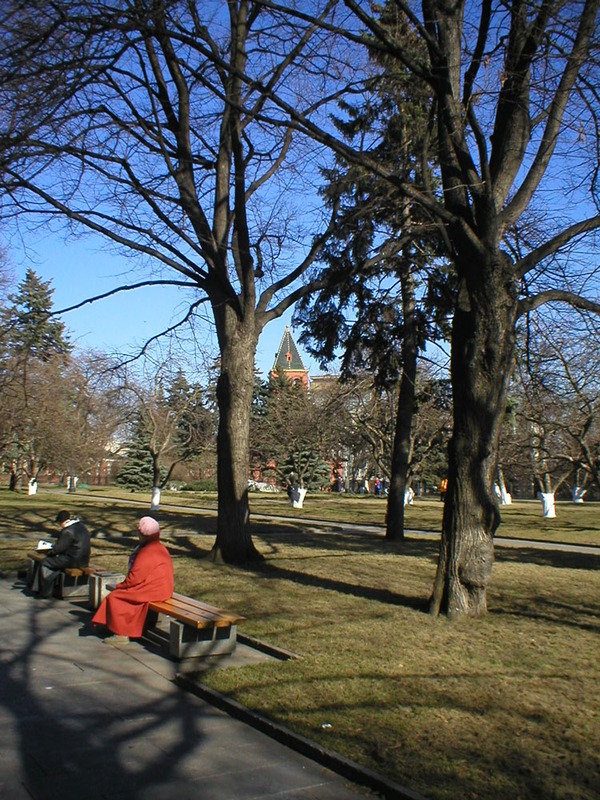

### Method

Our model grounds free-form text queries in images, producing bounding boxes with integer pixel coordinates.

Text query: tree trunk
[540,493,556,518]
[496,467,512,504]
[386,265,418,540]
[151,455,161,510]
[430,253,518,618]
[291,487,307,509]
[211,310,262,564]
[571,486,586,503]
[151,486,161,511]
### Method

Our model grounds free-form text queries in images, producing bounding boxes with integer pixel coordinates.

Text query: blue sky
[8,226,322,379]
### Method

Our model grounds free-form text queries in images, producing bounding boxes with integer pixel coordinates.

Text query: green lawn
[0,487,598,800]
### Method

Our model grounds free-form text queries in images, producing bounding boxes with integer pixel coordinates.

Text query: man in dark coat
[30,510,91,598]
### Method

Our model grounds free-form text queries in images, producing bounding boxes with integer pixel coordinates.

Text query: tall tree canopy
[258,0,600,616]
[1,0,598,619]
[0,0,350,562]
[294,6,451,539]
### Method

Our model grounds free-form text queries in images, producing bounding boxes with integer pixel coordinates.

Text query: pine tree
[295,6,449,539]
[251,372,339,491]
[116,416,154,490]
[1,268,71,362]
[0,269,72,488]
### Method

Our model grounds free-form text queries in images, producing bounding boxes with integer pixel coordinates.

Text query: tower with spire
[270,325,309,388]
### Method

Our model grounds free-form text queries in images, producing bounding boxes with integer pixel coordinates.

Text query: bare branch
[111,297,209,370]
[516,215,600,277]
[518,290,600,317]
[52,279,199,317]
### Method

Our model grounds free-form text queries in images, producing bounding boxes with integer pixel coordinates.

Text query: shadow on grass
[160,520,599,619]
[240,525,438,614]
[495,546,600,570]
[0,500,152,541]
[490,595,600,633]
[0,498,218,544]
[254,559,432,613]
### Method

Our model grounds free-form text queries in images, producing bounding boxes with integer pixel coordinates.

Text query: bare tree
[2,1,599,612]
[506,312,600,510]
[256,0,600,616]
[0,0,349,562]
[0,350,127,486]
[116,360,213,508]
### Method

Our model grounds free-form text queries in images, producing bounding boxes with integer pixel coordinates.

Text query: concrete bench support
[56,569,92,599]
[169,620,239,659]
[88,572,126,609]
[148,593,245,664]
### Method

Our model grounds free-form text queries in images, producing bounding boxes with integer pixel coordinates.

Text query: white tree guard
[540,492,556,518]
[292,488,307,509]
[571,486,587,504]
[151,486,161,510]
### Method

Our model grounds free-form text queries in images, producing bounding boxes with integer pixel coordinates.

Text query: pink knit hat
[138,516,160,537]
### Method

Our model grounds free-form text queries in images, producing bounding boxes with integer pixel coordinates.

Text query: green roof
[272,326,307,372]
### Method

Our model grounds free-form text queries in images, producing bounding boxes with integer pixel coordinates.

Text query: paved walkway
[0,577,423,800]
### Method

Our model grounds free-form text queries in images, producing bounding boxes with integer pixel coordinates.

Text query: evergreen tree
[295,5,450,538]
[1,268,71,362]
[167,370,213,465]
[116,415,154,490]
[251,372,342,491]
[0,269,72,487]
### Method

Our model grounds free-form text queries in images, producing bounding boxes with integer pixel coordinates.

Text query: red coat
[93,538,174,637]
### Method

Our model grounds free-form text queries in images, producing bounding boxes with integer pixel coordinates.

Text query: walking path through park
[0,576,426,800]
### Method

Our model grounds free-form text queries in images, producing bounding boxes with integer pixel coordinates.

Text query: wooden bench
[27,551,103,599]
[146,592,246,660]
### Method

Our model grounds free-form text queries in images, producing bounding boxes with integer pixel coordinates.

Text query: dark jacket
[49,520,91,568]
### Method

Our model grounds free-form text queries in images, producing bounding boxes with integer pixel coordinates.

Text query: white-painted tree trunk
[571,486,586,504]
[494,483,512,505]
[292,488,307,509]
[151,486,161,511]
[540,492,556,518]
[495,468,512,505]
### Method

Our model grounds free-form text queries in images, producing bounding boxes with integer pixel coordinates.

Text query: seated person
[30,510,91,598]
[92,516,173,639]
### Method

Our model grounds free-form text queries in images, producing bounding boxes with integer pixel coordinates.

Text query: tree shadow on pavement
[0,581,224,800]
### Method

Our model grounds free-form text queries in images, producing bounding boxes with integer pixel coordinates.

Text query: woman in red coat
[93,516,174,639]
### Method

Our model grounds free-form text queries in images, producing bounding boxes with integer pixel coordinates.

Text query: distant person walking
[92,517,173,640]
[29,510,91,598]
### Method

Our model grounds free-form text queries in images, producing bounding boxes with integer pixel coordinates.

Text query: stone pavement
[0,577,420,800]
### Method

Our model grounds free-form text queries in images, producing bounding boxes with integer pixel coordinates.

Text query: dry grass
[75,485,600,546]
[0,488,598,800]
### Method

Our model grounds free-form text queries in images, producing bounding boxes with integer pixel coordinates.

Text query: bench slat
[170,592,240,617]
[149,601,243,628]
[149,596,245,630]
[159,592,245,621]
[153,598,219,620]
[168,594,242,621]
